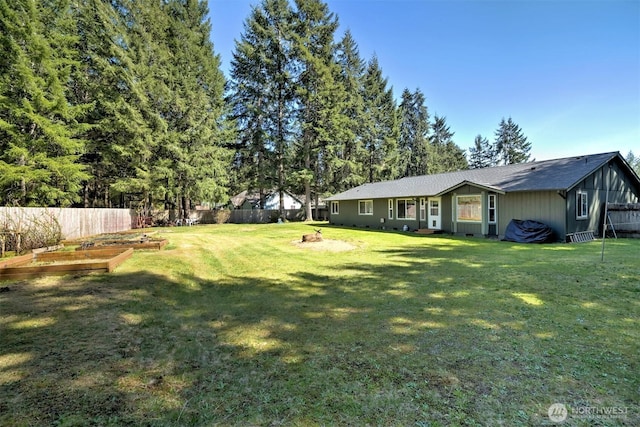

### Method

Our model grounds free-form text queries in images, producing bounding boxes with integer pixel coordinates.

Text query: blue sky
[208,0,639,161]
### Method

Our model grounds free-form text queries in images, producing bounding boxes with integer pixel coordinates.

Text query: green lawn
[1,223,638,426]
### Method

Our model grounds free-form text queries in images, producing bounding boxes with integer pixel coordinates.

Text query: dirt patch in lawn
[292,239,357,252]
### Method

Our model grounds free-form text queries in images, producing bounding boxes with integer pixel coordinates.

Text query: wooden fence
[0,207,134,240]
[607,203,640,237]
[152,209,303,225]
[228,209,303,224]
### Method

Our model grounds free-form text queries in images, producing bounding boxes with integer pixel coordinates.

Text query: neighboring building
[230,189,303,210]
[325,152,640,241]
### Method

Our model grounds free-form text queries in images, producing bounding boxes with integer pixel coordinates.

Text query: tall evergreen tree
[0,0,90,206]
[292,0,346,220]
[70,0,156,208]
[494,117,531,165]
[161,0,232,218]
[468,134,497,169]
[428,114,467,173]
[398,87,429,177]
[229,0,296,218]
[104,0,173,210]
[361,55,399,182]
[228,3,274,202]
[332,30,366,191]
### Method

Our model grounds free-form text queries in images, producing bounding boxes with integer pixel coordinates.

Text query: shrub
[215,209,231,224]
[0,211,62,255]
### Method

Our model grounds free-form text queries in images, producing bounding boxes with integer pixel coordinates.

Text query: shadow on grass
[1,239,638,425]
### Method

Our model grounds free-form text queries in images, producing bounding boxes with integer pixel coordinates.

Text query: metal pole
[601,165,611,262]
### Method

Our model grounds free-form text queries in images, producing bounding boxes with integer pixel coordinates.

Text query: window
[359,200,373,215]
[456,195,482,222]
[397,199,416,220]
[576,192,588,219]
[430,200,439,216]
[331,201,339,215]
[488,194,496,224]
[388,199,394,219]
[420,198,426,221]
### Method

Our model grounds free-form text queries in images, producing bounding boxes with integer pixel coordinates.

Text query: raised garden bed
[75,239,168,251]
[0,247,133,281]
[64,231,168,251]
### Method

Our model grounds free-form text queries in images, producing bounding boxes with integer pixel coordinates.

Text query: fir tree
[229,0,296,218]
[0,0,90,206]
[468,134,497,169]
[494,117,531,165]
[70,0,155,207]
[292,0,346,220]
[398,87,429,177]
[161,0,232,218]
[429,115,468,173]
[105,0,173,210]
[228,2,275,202]
[626,151,640,176]
[361,55,399,182]
[332,30,366,191]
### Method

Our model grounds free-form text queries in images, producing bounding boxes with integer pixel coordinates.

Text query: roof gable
[326,152,629,200]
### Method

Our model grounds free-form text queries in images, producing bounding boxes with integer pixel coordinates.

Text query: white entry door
[428,197,441,230]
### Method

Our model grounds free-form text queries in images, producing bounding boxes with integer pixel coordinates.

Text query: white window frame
[359,200,373,216]
[420,198,426,221]
[488,194,497,224]
[430,199,439,217]
[331,201,339,215]
[576,191,588,220]
[396,198,417,220]
[388,199,394,219]
[456,195,482,223]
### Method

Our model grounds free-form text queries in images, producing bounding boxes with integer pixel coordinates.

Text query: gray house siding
[329,197,434,231]
[567,161,640,236]
[499,191,567,239]
[329,199,392,229]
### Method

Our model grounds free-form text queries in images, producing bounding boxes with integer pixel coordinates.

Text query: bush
[215,209,231,224]
[0,211,62,255]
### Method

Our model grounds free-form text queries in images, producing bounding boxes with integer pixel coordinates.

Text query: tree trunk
[83,182,90,208]
[182,195,190,220]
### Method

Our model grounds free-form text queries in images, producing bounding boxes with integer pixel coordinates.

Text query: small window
[488,194,496,224]
[331,201,339,215]
[456,195,482,222]
[430,200,439,216]
[388,199,394,219]
[576,192,588,219]
[397,199,416,220]
[420,198,426,221]
[359,200,373,215]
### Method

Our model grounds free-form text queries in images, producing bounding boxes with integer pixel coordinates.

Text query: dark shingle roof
[326,152,622,201]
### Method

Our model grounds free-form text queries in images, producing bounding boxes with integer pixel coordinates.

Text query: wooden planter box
[0,248,133,281]
[75,239,168,251]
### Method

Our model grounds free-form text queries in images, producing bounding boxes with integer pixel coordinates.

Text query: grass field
[1,223,638,426]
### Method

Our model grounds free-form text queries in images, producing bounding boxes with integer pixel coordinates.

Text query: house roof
[326,152,632,201]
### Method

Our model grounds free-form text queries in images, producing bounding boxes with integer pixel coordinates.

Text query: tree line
[1,0,533,218]
[1,0,231,217]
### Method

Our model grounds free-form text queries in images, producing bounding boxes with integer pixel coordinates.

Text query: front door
[428,197,441,230]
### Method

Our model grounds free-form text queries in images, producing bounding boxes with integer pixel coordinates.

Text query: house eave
[435,181,506,197]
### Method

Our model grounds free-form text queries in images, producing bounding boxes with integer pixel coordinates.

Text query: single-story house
[325,151,640,241]
[230,189,303,210]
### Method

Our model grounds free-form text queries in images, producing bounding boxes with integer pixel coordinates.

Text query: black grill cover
[503,219,555,243]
